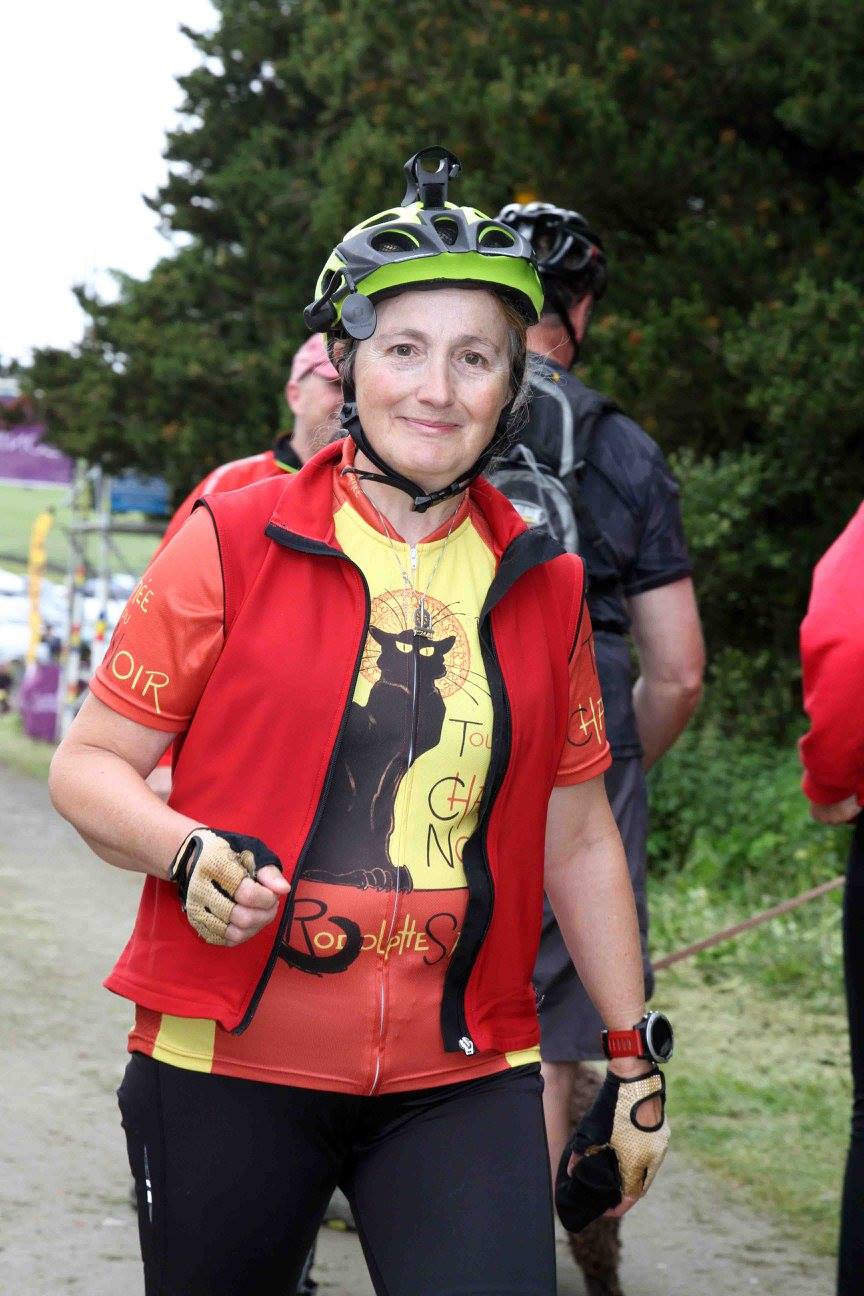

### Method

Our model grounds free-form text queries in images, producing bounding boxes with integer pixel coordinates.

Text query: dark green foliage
[22,0,864,736]
[648,725,846,885]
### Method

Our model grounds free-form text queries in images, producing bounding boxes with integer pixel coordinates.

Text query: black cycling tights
[839,815,864,1295]
[118,1054,555,1296]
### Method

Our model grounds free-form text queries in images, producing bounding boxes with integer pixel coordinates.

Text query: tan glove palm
[168,828,283,945]
[570,1066,670,1200]
[607,1068,670,1196]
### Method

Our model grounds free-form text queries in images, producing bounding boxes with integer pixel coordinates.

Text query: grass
[0,712,55,779]
[651,874,848,1257]
[0,481,162,576]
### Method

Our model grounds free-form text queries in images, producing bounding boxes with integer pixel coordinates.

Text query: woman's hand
[564,1065,669,1220]
[168,829,291,946]
[223,868,291,946]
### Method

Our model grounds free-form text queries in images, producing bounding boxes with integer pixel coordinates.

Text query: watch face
[645,1013,674,1062]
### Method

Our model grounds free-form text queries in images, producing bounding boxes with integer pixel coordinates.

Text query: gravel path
[0,765,836,1294]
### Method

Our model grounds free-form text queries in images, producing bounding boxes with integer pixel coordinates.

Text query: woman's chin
[358,433,488,495]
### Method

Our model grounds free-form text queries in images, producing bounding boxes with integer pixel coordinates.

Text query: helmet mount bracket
[402,147,461,209]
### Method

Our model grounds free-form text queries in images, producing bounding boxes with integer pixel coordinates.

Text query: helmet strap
[339,402,513,514]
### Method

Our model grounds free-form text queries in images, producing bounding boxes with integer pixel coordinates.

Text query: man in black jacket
[497,202,704,1296]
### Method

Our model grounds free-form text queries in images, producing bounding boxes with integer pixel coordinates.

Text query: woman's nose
[415,354,453,407]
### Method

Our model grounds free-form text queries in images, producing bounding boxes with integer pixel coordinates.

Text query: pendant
[414,596,432,635]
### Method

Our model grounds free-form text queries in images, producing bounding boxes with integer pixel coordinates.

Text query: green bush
[647,723,849,999]
[649,723,845,886]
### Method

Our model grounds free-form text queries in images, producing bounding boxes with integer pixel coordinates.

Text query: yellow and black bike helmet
[304,148,543,340]
[304,149,543,511]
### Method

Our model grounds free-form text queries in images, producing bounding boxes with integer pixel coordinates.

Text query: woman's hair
[329,288,532,438]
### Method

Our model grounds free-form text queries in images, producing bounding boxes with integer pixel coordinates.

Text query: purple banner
[18,661,59,742]
[0,424,74,486]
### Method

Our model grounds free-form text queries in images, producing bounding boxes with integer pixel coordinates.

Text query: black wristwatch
[601,1011,674,1064]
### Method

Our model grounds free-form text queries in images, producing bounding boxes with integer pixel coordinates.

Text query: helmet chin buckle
[341,293,377,340]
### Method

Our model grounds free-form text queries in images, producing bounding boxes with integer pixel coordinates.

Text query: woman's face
[353,288,513,492]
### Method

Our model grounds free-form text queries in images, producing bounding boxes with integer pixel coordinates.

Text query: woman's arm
[544,775,648,1070]
[545,773,664,1211]
[49,693,288,942]
[49,693,197,878]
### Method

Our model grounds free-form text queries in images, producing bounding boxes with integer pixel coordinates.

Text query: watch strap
[602,1027,645,1060]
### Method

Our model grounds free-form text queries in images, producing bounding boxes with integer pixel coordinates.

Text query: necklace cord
[369,499,460,634]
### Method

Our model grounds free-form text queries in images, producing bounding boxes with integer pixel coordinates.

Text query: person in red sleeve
[49,150,672,1296]
[147,333,342,802]
[799,500,864,1296]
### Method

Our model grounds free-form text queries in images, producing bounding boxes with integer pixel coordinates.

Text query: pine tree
[25,0,864,717]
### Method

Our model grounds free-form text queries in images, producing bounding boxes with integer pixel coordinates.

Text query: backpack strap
[527,367,618,476]
[529,369,579,477]
[528,371,621,574]
[561,378,619,477]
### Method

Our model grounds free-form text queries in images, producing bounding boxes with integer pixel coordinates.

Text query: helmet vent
[358,210,402,230]
[479,225,516,249]
[433,216,459,246]
[370,228,419,254]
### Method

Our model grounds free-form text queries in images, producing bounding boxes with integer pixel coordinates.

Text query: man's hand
[809,795,860,825]
[168,828,290,945]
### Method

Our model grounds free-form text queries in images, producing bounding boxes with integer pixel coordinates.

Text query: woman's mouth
[400,416,461,432]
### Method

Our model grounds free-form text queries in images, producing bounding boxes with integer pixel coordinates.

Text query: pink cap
[289,333,340,384]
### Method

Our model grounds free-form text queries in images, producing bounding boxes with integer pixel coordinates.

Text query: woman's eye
[463,351,488,368]
[392,343,414,358]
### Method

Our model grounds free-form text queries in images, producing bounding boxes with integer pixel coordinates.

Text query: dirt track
[0,764,836,1294]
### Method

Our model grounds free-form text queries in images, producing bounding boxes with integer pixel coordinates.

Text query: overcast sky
[1,0,217,363]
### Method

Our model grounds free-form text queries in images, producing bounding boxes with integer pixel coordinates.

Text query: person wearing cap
[49,150,671,1296]
[156,332,342,553]
[145,335,342,807]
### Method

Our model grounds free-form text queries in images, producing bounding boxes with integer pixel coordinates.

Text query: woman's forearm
[50,739,198,879]
[544,820,645,1035]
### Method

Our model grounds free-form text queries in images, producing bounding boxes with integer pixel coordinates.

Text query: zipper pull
[458,1035,475,1056]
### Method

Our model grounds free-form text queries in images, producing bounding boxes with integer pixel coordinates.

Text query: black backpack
[487,368,617,555]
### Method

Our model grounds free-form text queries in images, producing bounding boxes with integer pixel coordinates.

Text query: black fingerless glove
[169,829,282,904]
[168,828,283,944]
[555,1066,668,1233]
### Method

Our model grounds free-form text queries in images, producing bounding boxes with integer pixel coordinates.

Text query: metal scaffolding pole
[56,469,164,739]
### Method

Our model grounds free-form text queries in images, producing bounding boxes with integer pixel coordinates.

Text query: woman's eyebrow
[376,328,501,353]
[455,334,502,354]
[376,328,429,343]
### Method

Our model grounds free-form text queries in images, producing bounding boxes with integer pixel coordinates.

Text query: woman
[49,149,670,1296]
